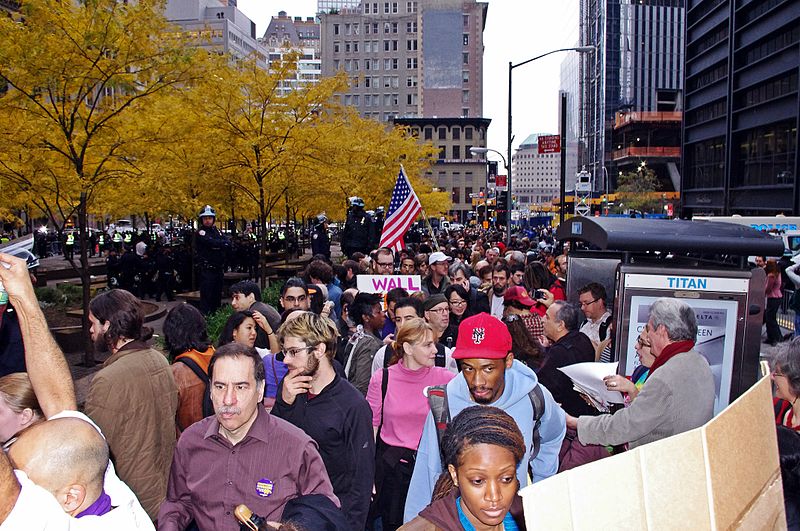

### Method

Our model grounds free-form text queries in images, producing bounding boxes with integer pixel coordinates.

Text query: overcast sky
[237,0,578,158]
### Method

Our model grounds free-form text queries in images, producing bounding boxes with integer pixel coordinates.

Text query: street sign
[496,175,507,187]
[538,135,561,154]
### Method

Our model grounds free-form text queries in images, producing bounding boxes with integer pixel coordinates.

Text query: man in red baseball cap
[403,313,566,523]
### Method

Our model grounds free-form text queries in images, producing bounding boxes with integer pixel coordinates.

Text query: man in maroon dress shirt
[158,343,339,531]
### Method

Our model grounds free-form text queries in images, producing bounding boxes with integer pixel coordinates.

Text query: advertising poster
[625,296,739,414]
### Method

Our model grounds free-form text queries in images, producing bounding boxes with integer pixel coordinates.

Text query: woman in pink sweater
[765,259,784,345]
[366,317,455,531]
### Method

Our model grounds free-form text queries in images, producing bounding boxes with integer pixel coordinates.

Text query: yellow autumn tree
[0,0,204,362]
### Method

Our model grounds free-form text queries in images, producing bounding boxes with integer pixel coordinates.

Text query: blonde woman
[0,372,44,449]
[366,318,455,530]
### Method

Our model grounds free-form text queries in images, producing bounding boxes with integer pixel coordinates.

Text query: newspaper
[557,362,624,413]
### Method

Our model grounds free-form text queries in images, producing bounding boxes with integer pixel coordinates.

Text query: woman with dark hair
[401,406,527,530]
[504,317,545,371]
[441,284,470,346]
[522,262,554,317]
[777,426,800,530]
[772,338,800,431]
[163,304,215,433]
[366,318,455,531]
[765,259,784,345]
[218,310,284,407]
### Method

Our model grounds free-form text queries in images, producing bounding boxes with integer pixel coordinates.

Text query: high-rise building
[318,0,486,122]
[165,0,267,69]
[393,117,489,222]
[512,134,562,210]
[560,0,684,195]
[261,12,322,97]
[681,0,799,216]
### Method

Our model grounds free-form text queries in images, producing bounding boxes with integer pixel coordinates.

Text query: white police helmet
[199,205,216,218]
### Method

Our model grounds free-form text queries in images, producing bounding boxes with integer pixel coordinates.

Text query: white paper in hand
[558,362,625,412]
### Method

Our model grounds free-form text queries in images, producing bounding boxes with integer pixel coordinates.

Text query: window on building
[407,39,418,51]
[407,1,417,13]
[384,58,391,70]
[452,127,460,140]
[407,57,418,69]
[463,52,469,65]
[384,2,390,13]
[463,33,469,46]
[384,40,390,51]
[452,187,461,203]
[438,127,447,140]
[353,42,359,52]
[452,145,461,159]
[345,24,351,35]
[392,2,398,13]
[685,136,725,189]
[462,108,469,117]
[406,21,417,33]
[384,22,391,34]
[407,75,417,87]
[392,40,398,51]
[462,70,469,83]
[733,120,797,187]
[463,14,469,27]
[438,146,446,160]
[392,22,398,33]
[465,145,472,158]
[407,93,418,105]
[424,127,433,140]
[462,90,469,103]
[333,42,340,53]
[392,58,398,69]
[345,42,351,53]
[465,127,473,140]
[334,24,339,35]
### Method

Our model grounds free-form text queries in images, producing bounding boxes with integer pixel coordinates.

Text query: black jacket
[537,330,599,417]
[272,374,375,531]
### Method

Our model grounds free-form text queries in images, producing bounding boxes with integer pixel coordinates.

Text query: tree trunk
[78,193,95,367]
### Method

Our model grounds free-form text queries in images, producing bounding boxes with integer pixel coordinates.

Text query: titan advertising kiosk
[556,217,785,413]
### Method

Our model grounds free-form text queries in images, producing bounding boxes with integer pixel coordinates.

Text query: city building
[393,117,490,222]
[165,0,267,69]
[319,0,487,122]
[511,133,562,210]
[261,12,322,96]
[681,0,799,216]
[560,0,684,194]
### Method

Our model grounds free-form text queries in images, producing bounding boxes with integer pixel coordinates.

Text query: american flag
[379,167,422,252]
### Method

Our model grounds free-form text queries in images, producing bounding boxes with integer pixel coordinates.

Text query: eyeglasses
[280,346,315,359]
[773,371,787,378]
[376,262,394,268]
[448,299,467,307]
[283,295,307,303]
[636,337,651,349]
[426,307,449,315]
[579,298,599,308]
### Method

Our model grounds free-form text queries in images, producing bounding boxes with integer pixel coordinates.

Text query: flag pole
[419,209,440,252]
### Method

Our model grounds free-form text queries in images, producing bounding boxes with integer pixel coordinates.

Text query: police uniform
[195,206,229,314]
[342,199,373,258]
[311,214,331,259]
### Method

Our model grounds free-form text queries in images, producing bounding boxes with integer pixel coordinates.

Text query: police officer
[372,206,385,249]
[63,231,75,261]
[342,197,373,258]
[311,213,331,259]
[195,205,229,314]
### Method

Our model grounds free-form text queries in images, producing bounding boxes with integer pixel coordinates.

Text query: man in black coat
[272,312,375,531]
[537,300,599,417]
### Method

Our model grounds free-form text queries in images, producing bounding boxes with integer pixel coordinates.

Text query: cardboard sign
[356,274,421,294]
[520,376,784,530]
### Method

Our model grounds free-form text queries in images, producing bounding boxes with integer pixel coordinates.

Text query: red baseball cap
[503,285,536,307]
[453,313,512,359]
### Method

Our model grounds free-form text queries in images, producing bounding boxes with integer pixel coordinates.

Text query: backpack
[175,354,214,418]
[426,384,545,475]
[382,342,446,369]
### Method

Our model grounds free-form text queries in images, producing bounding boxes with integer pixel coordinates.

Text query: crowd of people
[2,209,800,531]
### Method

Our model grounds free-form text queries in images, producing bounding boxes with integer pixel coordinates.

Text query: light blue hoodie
[403,360,566,523]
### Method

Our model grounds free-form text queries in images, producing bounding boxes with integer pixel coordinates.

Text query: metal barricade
[778,288,796,332]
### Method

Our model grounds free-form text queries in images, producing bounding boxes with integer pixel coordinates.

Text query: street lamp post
[508,46,596,234]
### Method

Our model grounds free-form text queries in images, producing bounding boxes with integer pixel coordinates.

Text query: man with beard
[488,262,510,319]
[403,313,565,523]
[271,312,374,531]
[85,289,178,520]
